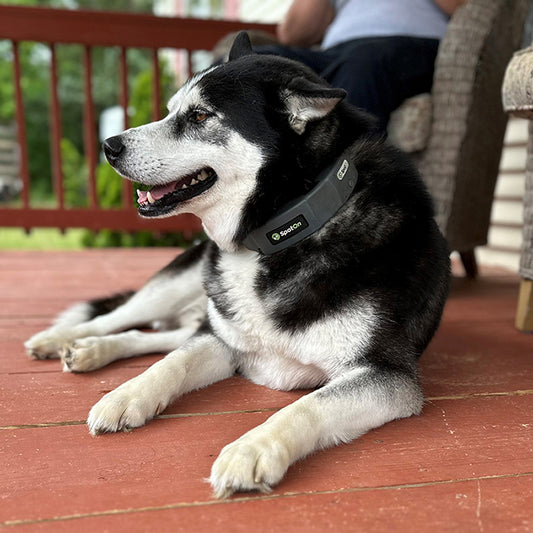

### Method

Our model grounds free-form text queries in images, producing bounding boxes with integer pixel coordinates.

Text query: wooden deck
[1,249,533,532]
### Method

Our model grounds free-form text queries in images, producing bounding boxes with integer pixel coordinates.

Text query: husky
[25,32,450,498]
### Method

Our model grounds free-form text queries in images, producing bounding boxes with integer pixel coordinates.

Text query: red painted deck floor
[1,249,533,532]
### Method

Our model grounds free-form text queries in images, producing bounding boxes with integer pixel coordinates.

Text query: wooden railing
[0,5,275,233]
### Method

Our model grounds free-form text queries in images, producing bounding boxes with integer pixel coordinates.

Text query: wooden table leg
[516,278,533,332]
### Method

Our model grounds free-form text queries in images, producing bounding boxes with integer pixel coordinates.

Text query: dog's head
[103,32,372,250]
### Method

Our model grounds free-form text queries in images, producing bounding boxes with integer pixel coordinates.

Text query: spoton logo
[267,214,309,246]
[337,159,349,180]
[279,221,302,238]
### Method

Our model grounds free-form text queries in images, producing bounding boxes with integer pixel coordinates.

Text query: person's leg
[321,37,440,131]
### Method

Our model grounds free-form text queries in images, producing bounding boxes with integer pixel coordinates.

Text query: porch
[1,249,532,532]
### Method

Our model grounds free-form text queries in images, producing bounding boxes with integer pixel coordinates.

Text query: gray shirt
[321,0,450,49]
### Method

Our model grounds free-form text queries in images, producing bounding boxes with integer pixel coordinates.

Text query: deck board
[1,250,533,531]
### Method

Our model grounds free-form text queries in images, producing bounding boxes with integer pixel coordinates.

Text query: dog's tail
[54,290,135,327]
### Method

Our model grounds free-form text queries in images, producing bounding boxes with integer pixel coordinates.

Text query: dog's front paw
[61,337,108,373]
[87,378,161,435]
[209,430,291,499]
[25,327,72,360]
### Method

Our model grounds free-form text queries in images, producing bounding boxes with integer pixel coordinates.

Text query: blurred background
[0,0,288,248]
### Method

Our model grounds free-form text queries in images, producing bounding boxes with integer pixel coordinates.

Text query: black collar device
[243,153,358,255]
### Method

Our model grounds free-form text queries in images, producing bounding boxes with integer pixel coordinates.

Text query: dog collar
[243,153,358,255]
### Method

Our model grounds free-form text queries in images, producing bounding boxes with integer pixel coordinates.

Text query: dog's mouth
[136,167,217,217]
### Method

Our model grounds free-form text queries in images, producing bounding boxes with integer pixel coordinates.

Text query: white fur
[87,335,234,434]
[25,258,206,361]
[167,66,219,115]
[282,90,344,134]
[54,302,92,327]
[60,328,197,373]
[209,367,421,498]
[208,249,377,389]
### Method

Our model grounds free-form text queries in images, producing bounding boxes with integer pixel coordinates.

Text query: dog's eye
[189,111,208,124]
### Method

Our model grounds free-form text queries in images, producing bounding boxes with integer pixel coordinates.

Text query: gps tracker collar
[243,153,358,255]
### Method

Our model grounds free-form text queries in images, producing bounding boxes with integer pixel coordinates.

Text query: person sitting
[255,0,466,131]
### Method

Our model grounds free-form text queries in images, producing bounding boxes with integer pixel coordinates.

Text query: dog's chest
[205,250,330,389]
[203,248,376,389]
[205,250,274,351]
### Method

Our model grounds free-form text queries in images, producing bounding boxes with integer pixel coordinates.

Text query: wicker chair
[389,0,529,277]
[502,38,533,331]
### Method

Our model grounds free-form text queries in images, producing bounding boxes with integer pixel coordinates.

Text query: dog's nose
[103,136,125,162]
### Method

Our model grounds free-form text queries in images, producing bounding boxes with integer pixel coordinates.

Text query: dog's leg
[87,333,235,435]
[25,250,206,360]
[209,365,423,498]
[59,328,197,373]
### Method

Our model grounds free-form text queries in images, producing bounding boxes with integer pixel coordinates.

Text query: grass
[0,228,86,250]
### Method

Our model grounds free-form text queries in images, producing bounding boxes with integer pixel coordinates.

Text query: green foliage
[0,0,153,11]
[0,43,14,121]
[61,138,87,207]
[96,162,122,209]
[0,228,85,250]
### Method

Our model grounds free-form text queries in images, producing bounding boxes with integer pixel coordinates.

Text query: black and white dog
[25,33,450,498]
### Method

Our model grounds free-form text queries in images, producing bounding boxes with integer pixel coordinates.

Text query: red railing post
[49,43,64,211]
[119,46,133,208]
[119,47,129,130]
[11,40,30,212]
[83,45,98,209]
[152,48,161,122]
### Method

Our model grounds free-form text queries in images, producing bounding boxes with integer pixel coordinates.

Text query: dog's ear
[282,77,346,134]
[228,31,254,61]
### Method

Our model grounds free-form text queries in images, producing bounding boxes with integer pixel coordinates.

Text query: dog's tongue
[136,181,177,203]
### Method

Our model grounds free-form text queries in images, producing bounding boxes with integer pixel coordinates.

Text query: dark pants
[256,36,440,132]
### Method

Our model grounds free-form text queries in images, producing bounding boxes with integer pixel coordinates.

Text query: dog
[25,32,450,498]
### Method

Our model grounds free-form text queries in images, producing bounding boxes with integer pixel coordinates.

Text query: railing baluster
[11,40,30,211]
[120,47,129,130]
[152,48,160,122]
[119,46,133,207]
[83,45,98,208]
[49,43,64,210]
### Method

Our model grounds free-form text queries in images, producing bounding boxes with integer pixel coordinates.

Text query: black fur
[228,31,254,62]
[157,239,209,277]
[88,291,135,319]
[203,243,237,321]
[195,50,450,366]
